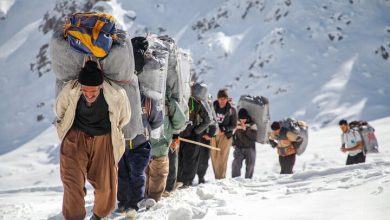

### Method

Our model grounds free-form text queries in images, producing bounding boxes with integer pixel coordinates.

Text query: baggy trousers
[279,154,296,174]
[166,149,178,192]
[197,138,211,181]
[210,134,233,179]
[117,141,151,210]
[231,147,256,179]
[145,155,169,202]
[60,128,116,220]
[177,135,201,185]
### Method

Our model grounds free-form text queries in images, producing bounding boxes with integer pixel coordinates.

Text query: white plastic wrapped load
[137,34,169,137]
[158,36,181,101]
[139,35,169,102]
[349,121,379,153]
[191,83,215,124]
[100,35,135,82]
[51,30,136,82]
[50,30,143,140]
[176,48,192,121]
[119,75,144,140]
[50,30,84,81]
[102,36,143,140]
[237,95,271,144]
[280,118,309,155]
[205,94,220,135]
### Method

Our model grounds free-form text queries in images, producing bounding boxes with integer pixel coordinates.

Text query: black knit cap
[238,108,250,120]
[271,121,281,131]
[78,61,104,86]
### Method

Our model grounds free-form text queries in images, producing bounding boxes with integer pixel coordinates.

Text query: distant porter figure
[339,119,365,165]
[268,121,302,174]
[231,109,258,179]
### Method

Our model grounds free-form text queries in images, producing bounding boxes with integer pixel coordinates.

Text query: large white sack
[100,34,135,82]
[50,30,84,81]
[139,35,168,102]
[159,37,181,101]
[176,49,192,121]
[237,95,271,144]
[119,75,144,140]
[137,35,169,137]
[51,30,135,82]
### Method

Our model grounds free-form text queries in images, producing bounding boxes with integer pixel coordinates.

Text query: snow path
[0,118,389,219]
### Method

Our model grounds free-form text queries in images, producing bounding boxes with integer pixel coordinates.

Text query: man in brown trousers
[54,61,131,220]
[210,89,237,179]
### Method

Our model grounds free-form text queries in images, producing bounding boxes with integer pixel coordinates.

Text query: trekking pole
[178,137,221,151]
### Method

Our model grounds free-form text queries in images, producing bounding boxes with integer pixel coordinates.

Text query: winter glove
[170,138,180,152]
[270,140,278,148]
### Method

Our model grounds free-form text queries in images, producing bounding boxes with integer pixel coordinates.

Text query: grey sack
[237,95,271,144]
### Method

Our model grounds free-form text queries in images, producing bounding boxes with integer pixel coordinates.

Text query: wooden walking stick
[178,137,221,151]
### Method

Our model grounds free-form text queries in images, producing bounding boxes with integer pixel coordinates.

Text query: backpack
[349,120,379,154]
[64,12,117,58]
[280,118,309,155]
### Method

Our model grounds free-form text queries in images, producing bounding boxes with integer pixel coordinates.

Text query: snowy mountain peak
[0,0,389,151]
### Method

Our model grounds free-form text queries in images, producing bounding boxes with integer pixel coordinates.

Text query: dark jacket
[233,120,257,148]
[180,96,212,137]
[213,101,237,138]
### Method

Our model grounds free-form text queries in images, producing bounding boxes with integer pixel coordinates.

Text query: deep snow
[0,0,389,153]
[0,118,389,220]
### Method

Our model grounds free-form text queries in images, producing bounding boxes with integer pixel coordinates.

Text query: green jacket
[150,97,186,157]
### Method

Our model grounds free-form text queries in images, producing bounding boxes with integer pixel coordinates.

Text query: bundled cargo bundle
[119,75,143,140]
[349,120,379,154]
[135,34,170,138]
[139,34,169,102]
[158,36,180,101]
[191,83,215,125]
[237,95,271,144]
[51,30,85,81]
[280,118,309,155]
[176,48,193,121]
[49,13,143,140]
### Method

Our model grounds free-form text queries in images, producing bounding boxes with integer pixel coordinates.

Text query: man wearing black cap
[54,61,131,220]
[268,121,301,174]
[231,108,258,179]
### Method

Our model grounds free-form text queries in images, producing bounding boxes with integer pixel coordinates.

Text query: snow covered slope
[0,117,389,219]
[0,0,389,153]
[0,1,389,218]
